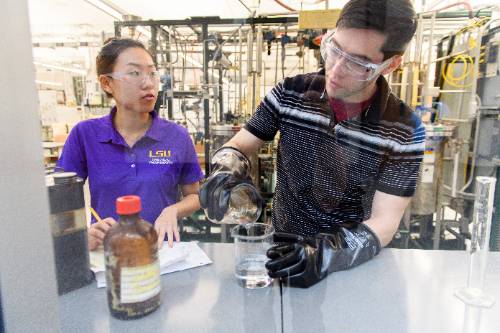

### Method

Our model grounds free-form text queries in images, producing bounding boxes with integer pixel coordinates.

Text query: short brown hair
[336,0,417,60]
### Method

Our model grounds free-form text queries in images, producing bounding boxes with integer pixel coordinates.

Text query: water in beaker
[231,223,274,289]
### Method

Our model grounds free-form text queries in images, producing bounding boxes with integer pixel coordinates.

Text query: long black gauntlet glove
[265,223,381,288]
[199,147,259,222]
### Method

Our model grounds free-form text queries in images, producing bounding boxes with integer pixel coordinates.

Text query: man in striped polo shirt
[200,0,425,288]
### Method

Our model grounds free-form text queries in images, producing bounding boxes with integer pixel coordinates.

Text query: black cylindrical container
[47,172,93,294]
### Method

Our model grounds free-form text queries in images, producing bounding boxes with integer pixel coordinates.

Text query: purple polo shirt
[57,108,204,224]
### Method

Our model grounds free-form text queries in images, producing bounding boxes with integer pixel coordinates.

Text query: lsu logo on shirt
[148,149,172,165]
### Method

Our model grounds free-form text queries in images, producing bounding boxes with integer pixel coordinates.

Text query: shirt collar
[144,110,164,141]
[97,107,162,144]
[328,93,375,123]
[314,68,392,123]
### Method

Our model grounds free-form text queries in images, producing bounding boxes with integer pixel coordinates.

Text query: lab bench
[59,244,500,333]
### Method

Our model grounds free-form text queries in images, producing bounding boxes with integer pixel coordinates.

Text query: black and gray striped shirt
[245,69,425,236]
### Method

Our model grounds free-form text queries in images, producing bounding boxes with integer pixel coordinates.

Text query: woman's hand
[88,217,117,251]
[154,206,180,249]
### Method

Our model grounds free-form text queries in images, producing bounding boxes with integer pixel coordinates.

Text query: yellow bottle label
[120,261,161,304]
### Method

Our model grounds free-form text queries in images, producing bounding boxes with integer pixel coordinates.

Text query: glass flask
[104,195,161,319]
[205,181,263,224]
[231,222,275,289]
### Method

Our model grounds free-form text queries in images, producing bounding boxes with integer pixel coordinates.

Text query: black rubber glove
[199,147,256,222]
[265,223,381,288]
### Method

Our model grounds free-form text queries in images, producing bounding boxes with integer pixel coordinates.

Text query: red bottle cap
[116,195,141,215]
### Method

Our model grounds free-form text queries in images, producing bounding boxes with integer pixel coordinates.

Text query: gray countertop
[59,243,281,333]
[59,245,500,333]
[282,249,500,333]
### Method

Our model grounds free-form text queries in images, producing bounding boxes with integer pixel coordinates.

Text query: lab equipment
[205,181,262,224]
[104,195,161,319]
[455,177,497,308]
[46,171,92,294]
[231,222,274,289]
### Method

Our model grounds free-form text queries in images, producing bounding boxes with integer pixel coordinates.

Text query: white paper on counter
[89,241,212,288]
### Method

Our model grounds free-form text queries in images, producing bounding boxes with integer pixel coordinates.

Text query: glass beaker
[205,182,262,224]
[231,223,274,289]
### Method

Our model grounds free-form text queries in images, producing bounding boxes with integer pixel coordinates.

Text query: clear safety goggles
[105,70,160,85]
[320,30,393,81]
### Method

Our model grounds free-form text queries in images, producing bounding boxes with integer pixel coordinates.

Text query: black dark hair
[336,0,417,60]
[96,38,152,97]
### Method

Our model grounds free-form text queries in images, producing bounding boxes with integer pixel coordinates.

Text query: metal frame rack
[114,16,298,176]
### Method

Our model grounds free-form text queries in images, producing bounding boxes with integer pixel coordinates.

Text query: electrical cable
[275,39,279,84]
[301,0,326,4]
[441,54,474,88]
[170,28,180,65]
[432,2,473,19]
[274,0,296,12]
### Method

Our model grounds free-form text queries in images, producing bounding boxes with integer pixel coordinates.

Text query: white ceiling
[28,0,347,37]
[27,0,347,66]
[27,0,497,70]
[27,0,497,38]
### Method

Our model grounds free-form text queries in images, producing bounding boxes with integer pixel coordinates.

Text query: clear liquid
[235,254,272,289]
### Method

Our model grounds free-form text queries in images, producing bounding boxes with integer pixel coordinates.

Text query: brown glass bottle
[104,195,161,320]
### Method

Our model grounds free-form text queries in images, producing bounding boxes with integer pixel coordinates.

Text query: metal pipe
[409,15,424,107]
[202,23,210,176]
[445,226,467,241]
[247,29,253,74]
[459,97,481,192]
[114,21,122,37]
[442,184,476,199]
[256,25,263,75]
[274,40,279,85]
[247,28,256,115]
[150,26,158,67]
[433,193,445,249]
[238,28,243,115]
[424,12,436,108]
[233,51,238,115]
[166,30,174,119]
[432,49,473,63]
[262,60,266,100]
[440,117,471,123]
[116,16,299,27]
[218,68,224,122]
[419,2,473,19]
[252,72,256,115]
[452,148,460,197]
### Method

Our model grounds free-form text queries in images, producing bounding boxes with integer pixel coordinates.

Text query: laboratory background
[1,0,500,332]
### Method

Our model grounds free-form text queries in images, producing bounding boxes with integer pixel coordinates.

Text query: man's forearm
[363,217,399,247]
[364,191,411,247]
[223,128,265,158]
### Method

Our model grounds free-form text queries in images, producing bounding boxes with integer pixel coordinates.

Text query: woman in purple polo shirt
[58,38,204,250]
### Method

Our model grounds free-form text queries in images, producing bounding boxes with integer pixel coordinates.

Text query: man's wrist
[211,146,251,178]
[359,222,382,254]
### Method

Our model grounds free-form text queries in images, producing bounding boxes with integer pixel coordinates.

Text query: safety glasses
[105,70,160,86]
[320,30,393,81]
